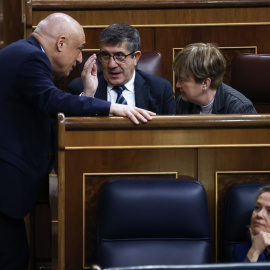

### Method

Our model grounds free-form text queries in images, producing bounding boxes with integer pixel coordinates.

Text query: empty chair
[224,182,270,262]
[103,262,270,270]
[230,53,270,113]
[96,179,212,268]
[134,51,164,78]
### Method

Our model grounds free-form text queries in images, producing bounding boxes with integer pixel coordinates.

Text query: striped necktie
[113,85,128,105]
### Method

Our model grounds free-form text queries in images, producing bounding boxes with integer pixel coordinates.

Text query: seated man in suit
[67,23,175,115]
[173,43,257,114]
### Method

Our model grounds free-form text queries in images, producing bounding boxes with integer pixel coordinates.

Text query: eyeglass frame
[97,51,136,64]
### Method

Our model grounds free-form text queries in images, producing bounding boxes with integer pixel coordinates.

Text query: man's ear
[134,51,142,66]
[56,35,66,52]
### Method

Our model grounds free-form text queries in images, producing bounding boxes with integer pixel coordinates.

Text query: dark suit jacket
[232,242,267,262]
[175,83,257,114]
[67,70,176,114]
[0,36,111,218]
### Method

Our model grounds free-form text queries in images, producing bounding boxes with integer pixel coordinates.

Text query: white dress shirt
[107,71,136,106]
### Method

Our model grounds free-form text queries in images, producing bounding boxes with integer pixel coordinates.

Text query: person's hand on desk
[81,54,98,97]
[110,103,156,125]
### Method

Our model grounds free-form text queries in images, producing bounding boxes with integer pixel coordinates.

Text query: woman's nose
[257,208,266,217]
[176,79,181,88]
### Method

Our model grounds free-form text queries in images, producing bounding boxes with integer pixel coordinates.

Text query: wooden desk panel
[64,148,197,269]
[31,7,270,26]
[56,113,270,269]
[198,148,270,261]
[26,1,270,91]
[21,1,270,268]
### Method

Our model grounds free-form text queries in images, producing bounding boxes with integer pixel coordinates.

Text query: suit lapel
[134,71,150,110]
[95,71,151,108]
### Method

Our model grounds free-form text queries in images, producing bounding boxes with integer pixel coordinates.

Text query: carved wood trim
[31,0,270,10]
[63,114,270,130]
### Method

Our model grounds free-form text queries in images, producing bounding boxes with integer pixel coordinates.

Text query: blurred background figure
[232,185,270,262]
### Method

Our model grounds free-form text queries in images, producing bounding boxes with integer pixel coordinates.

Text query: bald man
[0,13,155,269]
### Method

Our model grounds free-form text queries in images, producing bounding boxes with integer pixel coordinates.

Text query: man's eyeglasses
[98,51,135,64]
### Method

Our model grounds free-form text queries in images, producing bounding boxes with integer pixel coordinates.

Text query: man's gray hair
[99,23,141,53]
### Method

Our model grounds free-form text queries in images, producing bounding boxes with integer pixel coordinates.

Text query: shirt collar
[200,98,215,114]
[40,44,46,53]
[108,70,135,93]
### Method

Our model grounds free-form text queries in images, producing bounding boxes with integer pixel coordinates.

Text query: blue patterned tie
[113,85,128,105]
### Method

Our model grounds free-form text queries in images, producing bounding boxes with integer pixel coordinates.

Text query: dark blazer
[67,70,176,115]
[175,83,257,114]
[0,36,111,218]
[232,242,267,262]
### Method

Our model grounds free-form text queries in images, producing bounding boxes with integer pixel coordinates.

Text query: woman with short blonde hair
[173,43,256,114]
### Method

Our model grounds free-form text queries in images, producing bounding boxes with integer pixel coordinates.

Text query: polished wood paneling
[0,0,3,48]
[63,148,197,269]
[26,1,270,95]
[156,25,269,87]
[2,0,23,47]
[21,1,270,268]
[26,0,270,9]
[56,113,270,269]
[31,7,270,26]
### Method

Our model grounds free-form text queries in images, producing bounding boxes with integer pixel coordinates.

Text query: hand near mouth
[81,54,98,97]
[247,228,270,262]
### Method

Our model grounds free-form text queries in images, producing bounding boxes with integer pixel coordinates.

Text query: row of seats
[95,179,270,268]
[94,263,270,270]
[68,51,270,113]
